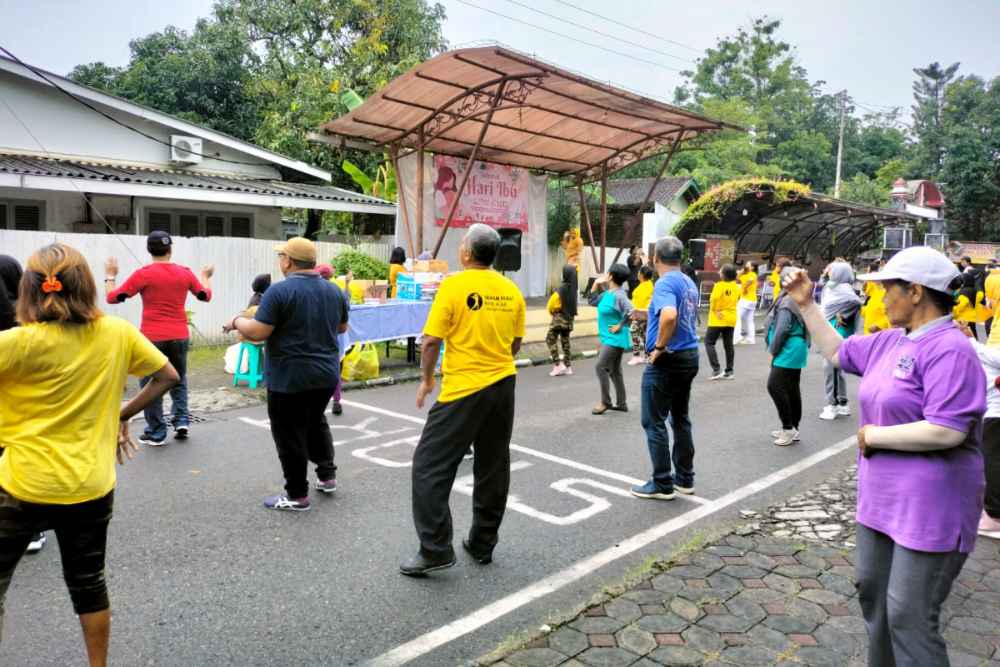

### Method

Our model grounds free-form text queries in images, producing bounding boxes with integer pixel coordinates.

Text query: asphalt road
[2,341,860,666]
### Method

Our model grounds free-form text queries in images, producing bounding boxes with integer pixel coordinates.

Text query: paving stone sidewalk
[491,466,1000,667]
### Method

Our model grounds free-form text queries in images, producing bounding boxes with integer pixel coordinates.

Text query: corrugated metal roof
[0,154,394,208]
[604,177,697,207]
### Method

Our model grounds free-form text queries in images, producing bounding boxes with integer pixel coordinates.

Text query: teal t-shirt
[597,289,633,349]
[766,314,809,369]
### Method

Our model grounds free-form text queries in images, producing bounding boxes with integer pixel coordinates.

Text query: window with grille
[148,212,172,233]
[0,200,44,231]
[230,216,252,238]
[205,216,225,237]
[179,214,200,238]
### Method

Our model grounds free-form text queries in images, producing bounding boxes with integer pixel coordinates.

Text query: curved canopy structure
[318,46,736,182]
[676,182,924,260]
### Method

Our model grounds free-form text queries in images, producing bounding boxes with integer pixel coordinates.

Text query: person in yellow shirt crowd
[766,258,789,308]
[985,263,1000,342]
[735,261,759,344]
[862,282,890,334]
[0,243,178,667]
[705,264,741,379]
[388,246,406,298]
[628,265,655,366]
[546,264,577,376]
[954,273,981,340]
[561,227,584,269]
[402,224,526,576]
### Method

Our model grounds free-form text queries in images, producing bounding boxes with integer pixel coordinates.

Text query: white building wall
[0,70,281,180]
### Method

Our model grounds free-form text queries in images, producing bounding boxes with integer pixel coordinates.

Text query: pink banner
[432,155,529,230]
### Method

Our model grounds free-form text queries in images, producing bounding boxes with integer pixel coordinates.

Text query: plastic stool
[233,342,264,389]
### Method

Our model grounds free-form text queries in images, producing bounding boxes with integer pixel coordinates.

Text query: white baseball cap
[857,246,960,293]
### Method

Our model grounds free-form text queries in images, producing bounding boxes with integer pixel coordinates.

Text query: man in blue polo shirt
[632,236,700,501]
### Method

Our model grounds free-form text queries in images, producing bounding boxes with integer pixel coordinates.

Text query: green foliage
[839,173,886,207]
[547,179,579,246]
[330,249,389,280]
[678,178,811,230]
[909,61,961,179]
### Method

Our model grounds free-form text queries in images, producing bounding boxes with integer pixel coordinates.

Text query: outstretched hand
[201,264,215,279]
[782,269,815,309]
[105,257,119,278]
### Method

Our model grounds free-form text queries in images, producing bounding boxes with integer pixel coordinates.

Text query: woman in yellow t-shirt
[954,273,980,338]
[627,265,655,365]
[705,264,741,379]
[0,243,178,665]
[735,261,759,344]
[388,246,406,298]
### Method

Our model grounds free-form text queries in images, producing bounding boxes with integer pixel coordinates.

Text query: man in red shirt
[105,231,213,445]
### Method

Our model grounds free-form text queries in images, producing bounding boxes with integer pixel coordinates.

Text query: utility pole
[833,90,847,199]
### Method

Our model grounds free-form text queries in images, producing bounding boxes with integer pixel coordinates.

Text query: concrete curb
[341,349,600,392]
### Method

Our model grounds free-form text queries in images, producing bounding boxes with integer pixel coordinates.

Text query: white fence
[0,230,391,345]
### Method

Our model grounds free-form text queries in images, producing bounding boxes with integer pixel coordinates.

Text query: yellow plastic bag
[341,343,380,381]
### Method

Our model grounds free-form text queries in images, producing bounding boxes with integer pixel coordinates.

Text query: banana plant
[339,88,397,202]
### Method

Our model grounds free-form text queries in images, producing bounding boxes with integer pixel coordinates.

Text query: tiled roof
[0,154,394,208]
[604,177,697,207]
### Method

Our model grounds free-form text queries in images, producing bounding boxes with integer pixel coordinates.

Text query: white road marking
[238,416,412,445]
[338,399,710,505]
[352,436,420,468]
[367,434,857,667]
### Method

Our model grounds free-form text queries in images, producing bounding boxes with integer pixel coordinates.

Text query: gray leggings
[824,358,848,406]
[595,344,626,408]
[856,524,968,667]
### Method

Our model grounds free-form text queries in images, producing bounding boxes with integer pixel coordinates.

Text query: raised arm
[192,264,214,302]
[782,269,844,367]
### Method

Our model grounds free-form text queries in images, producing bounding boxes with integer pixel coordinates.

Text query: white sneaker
[26,533,46,554]
[565,366,573,375]
[709,372,725,381]
[836,404,851,416]
[627,355,645,366]
[771,429,800,441]
[819,406,838,421]
[773,429,798,446]
[549,363,567,377]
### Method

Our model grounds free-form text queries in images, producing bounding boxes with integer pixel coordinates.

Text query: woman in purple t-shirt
[783,246,984,667]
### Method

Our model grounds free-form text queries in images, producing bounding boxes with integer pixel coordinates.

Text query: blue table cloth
[341,300,432,350]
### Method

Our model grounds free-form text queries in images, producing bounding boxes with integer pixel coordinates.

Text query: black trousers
[984,418,1000,519]
[767,366,802,430]
[0,488,114,615]
[267,387,337,499]
[412,375,516,558]
[704,326,735,374]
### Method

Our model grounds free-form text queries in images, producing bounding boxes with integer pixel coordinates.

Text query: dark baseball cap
[147,230,172,255]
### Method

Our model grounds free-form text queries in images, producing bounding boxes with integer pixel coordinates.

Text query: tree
[69,20,263,142]
[938,75,1000,240]
[910,61,960,178]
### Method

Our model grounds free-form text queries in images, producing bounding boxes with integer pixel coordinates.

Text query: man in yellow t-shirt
[705,264,741,379]
[401,224,526,576]
[735,261,759,344]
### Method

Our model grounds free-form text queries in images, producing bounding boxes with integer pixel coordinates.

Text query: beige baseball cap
[274,237,317,263]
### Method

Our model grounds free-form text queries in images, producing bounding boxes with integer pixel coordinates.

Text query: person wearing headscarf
[546,264,578,377]
[819,262,862,420]
[248,274,272,309]
[764,266,811,446]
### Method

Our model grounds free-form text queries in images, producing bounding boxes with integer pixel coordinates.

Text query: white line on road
[338,399,711,505]
[367,434,857,667]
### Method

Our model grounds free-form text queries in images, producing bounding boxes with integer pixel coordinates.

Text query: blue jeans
[640,349,698,491]
[141,339,189,441]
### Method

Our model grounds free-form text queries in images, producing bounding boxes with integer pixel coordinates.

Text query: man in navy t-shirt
[226,237,348,512]
[632,236,700,501]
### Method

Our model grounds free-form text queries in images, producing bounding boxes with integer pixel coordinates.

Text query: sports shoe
[978,511,1000,539]
[819,405,838,421]
[630,481,675,500]
[771,429,800,441]
[722,373,735,380]
[674,484,695,495]
[174,426,189,440]
[709,371,725,381]
[627,355,645,366]
[774,429,798,446]
[263,495,311,511]
[565,366,573,375]
[836,404,851,417]
[549,362,567,377]
[139,435,167,447]
[315,478,338,494]
[332,402,343,416]
[26,533,46,554]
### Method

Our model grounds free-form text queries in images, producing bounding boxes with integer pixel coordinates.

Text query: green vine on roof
[677,178,811,231]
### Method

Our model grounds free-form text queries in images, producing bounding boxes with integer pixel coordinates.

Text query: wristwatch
[654,345,665,351]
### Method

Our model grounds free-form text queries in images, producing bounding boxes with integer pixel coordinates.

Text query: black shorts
[0,487,114,615]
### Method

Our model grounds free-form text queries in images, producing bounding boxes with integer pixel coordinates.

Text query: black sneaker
[399,550,456,577]
[174,426,189,440]
[462,538,493,565]
[138,435,167,447]
[332,402,343,416]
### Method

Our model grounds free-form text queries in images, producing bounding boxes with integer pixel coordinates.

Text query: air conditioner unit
[170,135,203,165]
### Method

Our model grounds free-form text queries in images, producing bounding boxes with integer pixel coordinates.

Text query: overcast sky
[2,0,998,120]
